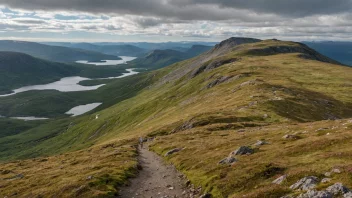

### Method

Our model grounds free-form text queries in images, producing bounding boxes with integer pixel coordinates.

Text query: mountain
[129,45,213,70]
[0,38,351,197]
[0,52,80,94]
[0,40,121,63]
[43,42,149,57]
[304,41,352,66]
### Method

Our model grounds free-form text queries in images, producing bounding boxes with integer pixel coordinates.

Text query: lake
[11,117,49,121]
[66,103,102,117]
[0,56,139,97]
[0,77,105,97]
[76,56,136,65]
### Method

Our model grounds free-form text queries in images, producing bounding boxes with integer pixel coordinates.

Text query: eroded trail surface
[119,146,191,198]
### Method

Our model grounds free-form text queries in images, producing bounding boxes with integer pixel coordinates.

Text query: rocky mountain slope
[0,38,351,197]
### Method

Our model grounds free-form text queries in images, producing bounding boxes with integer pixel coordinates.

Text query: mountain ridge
[0,40,121,63]
[0,37,351,197]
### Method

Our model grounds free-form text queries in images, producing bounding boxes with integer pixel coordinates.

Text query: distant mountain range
[129,45,212,70]
[304,41,352,66]
[43,42,149,57]
[44,41,217,51]
[0,40,121,63]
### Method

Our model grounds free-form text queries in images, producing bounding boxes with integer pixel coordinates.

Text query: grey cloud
[1,0,351,21]
[13,19,46,24]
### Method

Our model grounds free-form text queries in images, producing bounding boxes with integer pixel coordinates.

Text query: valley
[0,37,351,198]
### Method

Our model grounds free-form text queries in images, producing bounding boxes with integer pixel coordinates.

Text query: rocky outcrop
[297,190,332,198]
[190,58,238,78]
[246,44,342,65]
[218,156,237,165]
[231,146,254,155]
[205,76,233,89]
[290,176,319,191]
[326,183,350,195]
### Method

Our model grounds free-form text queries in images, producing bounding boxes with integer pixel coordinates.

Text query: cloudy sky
[0,0,352,42]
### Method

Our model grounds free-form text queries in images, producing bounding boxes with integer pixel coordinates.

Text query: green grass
[0,39,351,197]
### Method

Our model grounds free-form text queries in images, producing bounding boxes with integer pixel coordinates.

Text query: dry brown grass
[0,139,137,198]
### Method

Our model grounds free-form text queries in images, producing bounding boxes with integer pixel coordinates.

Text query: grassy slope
[0,39,351,197]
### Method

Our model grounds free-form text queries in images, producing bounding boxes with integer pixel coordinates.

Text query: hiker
[139,137,144,148]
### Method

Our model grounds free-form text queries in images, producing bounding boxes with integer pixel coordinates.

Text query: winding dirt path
[119,146,192,198]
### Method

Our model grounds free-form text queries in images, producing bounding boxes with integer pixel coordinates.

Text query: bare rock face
[290,176,319,191]
[326,183,350,195]
[231,146,254,155]
[297,190,332,198]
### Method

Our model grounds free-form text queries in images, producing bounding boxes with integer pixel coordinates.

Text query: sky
[0,0,352,42]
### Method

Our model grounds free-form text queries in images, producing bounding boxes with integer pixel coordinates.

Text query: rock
[326,183,350,195]
[283,134,299,139]
[290,176,319,191]
[231,146,254,155]
[344,192,352,198]
[165,148,182,156]
[332,168,341,174]
[254,140,269,147]
[321,178,332,183]
[297,190,333,198]
[199,193,212,198]
[324,172,332,177]
[272,175,287,185]
[218,156,237,165]
[86,175,94,180]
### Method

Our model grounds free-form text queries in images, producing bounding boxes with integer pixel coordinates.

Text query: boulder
[344,192,352,198]
[283,134,299,139]
[272,175,287,185]
[326,183,350,195]
[297,190,332,198]
[332,168,341,174]
[254,140,269,147]
[164,148,182,156]
[231,146,254,155]
[290,176,319,191]
[218,156,237,165]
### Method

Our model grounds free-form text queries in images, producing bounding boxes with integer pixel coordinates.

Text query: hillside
[129,45,213,70]
[0,40,121,63]
[0,52,80,94]
[0,38,351,197]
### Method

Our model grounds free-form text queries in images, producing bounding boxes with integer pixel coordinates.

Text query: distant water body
[66,103,102,117]
[0,56,138,97]
[76,56,136,66]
